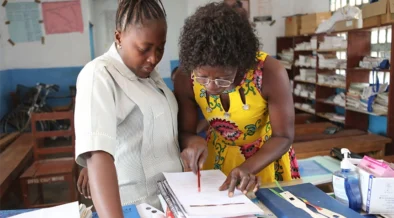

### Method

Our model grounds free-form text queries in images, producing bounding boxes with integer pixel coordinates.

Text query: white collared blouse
[74,43,183,209]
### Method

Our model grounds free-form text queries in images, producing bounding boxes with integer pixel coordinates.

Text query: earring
[117,44,122,49]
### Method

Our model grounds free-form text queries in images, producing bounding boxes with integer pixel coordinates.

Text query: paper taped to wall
[42,0,84,34]
[5,2,43,43]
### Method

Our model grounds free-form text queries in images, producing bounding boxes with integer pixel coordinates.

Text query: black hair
[179,2,259,76]
[116,0,166,31]
[234,0,243,8]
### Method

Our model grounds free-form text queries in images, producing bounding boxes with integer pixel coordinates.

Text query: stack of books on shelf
[317,74,346,87]
[323,92,346,107]
[295,102,315,113]
[318,54,347,69]
[318,36,347,50]
[346,83,389,115]
[373,92,388,115]
[295,55,317,68]
[346,83,369,112]
[294,37,317,50]
[278,48,294,70]
[359,56,386,69]
[294,84,315,99]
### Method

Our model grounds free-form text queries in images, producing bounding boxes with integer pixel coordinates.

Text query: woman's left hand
[219,166,260,197]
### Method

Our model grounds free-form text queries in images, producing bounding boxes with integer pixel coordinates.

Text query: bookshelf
[277,24,394,155]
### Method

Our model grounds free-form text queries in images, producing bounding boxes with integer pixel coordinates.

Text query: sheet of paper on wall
[10,201,80,218]
[163,170,264,218]
[257,0,272,17]
[5,2,43,43]
[42,0,84,35]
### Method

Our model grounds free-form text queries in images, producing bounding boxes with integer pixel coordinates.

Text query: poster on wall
[41,0,84,34]
[5,2,43,43]
[104,10,117,49]
[254,0,273,23]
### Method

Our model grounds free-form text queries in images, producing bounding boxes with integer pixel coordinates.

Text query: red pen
[197,168,201,192]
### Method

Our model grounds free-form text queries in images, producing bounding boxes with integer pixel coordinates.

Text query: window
[330,1,391,85]
[330,0,368,11]
[370,71,390,84]
[371,27,391,59]
[336,69,346,75]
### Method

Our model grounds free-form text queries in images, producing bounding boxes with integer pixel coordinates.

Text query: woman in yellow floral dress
[175,2,300,196]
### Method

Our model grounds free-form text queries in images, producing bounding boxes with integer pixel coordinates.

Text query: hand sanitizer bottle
[332,148,362,212]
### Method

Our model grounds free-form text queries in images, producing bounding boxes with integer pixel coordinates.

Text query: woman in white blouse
[74,0,182,217]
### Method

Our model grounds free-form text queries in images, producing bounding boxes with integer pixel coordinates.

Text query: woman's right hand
[181,136,208,174]
[77,167,91,199]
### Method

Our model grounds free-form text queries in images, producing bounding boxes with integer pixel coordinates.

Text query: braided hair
[116,0,166,31]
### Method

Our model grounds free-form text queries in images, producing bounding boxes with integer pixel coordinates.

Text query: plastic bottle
[332,148,362,212]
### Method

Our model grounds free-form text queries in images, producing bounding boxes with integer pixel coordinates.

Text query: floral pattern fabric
[193,52,300,183]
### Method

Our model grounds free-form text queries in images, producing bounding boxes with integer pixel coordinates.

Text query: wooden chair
[19,111,77,208]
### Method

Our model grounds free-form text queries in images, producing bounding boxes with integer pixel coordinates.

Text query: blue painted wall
[0,67,388,136]
[0,67,174,119]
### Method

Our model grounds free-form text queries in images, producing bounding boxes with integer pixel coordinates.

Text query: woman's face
[193,66,237,95]
[115,19,167,78]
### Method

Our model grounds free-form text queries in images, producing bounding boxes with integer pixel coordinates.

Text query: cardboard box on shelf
[334,19,360,31]
[285,15,301,36]
[381,0,394,24]
[362,0,394,28]
[300,12,331,30]
[300,27,316,35]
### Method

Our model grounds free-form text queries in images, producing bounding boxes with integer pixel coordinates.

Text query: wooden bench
[0,134,34,198]
[293,134,391,159]
[0,132,20,153]
[295,113,317,124]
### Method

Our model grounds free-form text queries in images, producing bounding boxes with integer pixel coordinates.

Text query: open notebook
[159,170,264,218]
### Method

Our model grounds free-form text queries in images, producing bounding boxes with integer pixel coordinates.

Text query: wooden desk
[293,134,391,159]
[295,122,336,136]
[295,113,317,124]
[383,155,394,163]
[0,134,34,198]
[295,129,366,143]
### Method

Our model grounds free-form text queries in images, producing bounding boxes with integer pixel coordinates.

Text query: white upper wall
[294,0,330,14]
[186,0,329,56]
[0,0,91,69]
[0,0,330,72]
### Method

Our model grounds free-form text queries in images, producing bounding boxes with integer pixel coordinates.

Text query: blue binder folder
[92,204,140,218]
[255,183,364,218]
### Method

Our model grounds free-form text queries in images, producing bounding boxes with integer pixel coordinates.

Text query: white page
[10,202,80,218]
[163,170,264,218]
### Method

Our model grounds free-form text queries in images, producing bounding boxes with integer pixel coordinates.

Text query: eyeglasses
[193,71,236,88]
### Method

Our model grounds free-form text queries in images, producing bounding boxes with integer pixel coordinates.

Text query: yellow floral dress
[192,52,300,183]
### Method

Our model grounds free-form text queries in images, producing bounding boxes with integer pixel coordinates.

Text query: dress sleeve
[74,62,117,167]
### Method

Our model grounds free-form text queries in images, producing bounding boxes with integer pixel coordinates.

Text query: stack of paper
[159,170,264,218]
[10,202,80,218]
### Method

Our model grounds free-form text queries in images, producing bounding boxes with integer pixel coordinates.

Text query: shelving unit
[277,24,394,154]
